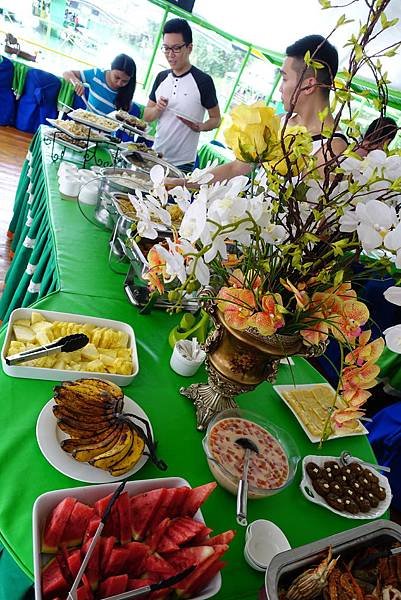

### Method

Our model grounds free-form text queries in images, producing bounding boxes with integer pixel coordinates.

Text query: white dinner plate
[36,395,151,483]
[300,454,392,519]
[273,383,368,443]
[168,108,199,124]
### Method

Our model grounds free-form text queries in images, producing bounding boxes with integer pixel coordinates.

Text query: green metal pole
[143,8,168,91]
[265,68,281,106]
[223,45,251,115]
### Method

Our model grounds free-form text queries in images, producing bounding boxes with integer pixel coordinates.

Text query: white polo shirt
[149,66,218,166]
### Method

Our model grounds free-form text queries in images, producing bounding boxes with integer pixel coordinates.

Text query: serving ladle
[235,437,259,527]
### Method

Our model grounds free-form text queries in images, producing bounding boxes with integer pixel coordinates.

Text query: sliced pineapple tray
[1,309,138,385]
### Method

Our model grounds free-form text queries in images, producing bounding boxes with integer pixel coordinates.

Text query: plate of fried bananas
[36,378,152,483]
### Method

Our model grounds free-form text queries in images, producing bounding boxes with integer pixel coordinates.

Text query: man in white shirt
[144,18,221,172]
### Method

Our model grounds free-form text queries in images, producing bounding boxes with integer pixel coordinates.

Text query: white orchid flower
[150,164,168,206]
[339,156,363,177]
[168,185,191,212]
[306,179,324,205]
[145,194,172,227]
[203,234,228,263]
[178,239,210,286]
[185,159,218,185]
[384,324,401,354]
[339,208,360,233]
[355,200,397,251]
[179,189,207,243]
[384,286,401,306]
[155,240,187,284]
[384,223,401,268]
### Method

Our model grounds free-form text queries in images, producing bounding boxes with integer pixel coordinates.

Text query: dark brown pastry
[326,493,345,511]
[329,481,342,495]
[348,462,364,476]
[306,462,322,480]
[355,495,371,513]
[358,475,371,490]
[335,473,349,486]
[324,461,341,473]
[351,480,362,493]
[342,466,356,481]
[363,468,379,486]
[366,491,379,508]
[344,498,359,514]
[343,487,356,500]
[312,478,331,497]
[322,468,334,481]
[372,485,387,501]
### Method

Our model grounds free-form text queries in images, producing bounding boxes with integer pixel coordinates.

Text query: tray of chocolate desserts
[300,454,391,519]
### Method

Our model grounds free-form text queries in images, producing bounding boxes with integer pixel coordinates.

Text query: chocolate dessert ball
[366,491,379,508]
[324,461,341,473]
[329,481,342,495]
[312,478,331,497]
[306,462,322,480]
[344,498,359,514]
[326,493,345,511]
[348,462,363,475]
[363,468,379,486]
[355,495,371,513]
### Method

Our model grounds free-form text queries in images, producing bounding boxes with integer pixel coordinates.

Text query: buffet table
[0,129,382,599]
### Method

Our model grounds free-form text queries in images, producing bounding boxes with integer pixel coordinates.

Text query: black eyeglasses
[161,43,187,55]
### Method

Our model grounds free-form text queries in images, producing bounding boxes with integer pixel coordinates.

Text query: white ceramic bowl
[244,519,291,571]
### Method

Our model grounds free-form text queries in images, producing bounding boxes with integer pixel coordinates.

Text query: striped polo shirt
[80,68,117,115]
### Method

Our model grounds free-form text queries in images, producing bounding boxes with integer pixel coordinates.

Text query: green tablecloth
[0,131,382,599]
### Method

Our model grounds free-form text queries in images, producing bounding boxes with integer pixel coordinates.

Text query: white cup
[170,341,206,376]
[58,162,78,179]
[59,175,81,197]
[79,181,99,205]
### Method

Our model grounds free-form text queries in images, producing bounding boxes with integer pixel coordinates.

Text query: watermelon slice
[127,577,154,590]
[162,517,207,549]
[191,526,213,545]
[81,538,100,591]
[98,574,129,597]
[156,534,180,554]
[143,553,176,579]
[99,536,116,573]
[41,556,68,600]
[117,492,132,546]
[146,517,171,554]
[169,486,190,517]
[180,483,217,518]
[167,545,215,572]
[61,501,95,548]
[125,541,150,578]
[94,494,120,538]
[147,489,177,532]
[104,546,129,577]
[83,515,101,543]
[42,497,77,553]
[204,530,236,546]
[178,558,226,599]
[130,488,166,540]
[76,574,94,600]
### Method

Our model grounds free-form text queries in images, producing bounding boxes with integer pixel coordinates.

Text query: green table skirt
[197,142,234,169]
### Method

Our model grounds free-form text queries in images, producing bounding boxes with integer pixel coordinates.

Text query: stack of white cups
[57,162,100,204]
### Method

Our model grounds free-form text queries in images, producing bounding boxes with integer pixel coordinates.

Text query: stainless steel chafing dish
[265,519,401,600]
[121,149,184,178]
[95,167,152,229]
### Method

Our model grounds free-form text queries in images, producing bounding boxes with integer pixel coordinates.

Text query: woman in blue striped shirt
[63,54,136,115]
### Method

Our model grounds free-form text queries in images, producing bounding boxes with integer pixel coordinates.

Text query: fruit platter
[33,478,235,600]
[1,309,138,384]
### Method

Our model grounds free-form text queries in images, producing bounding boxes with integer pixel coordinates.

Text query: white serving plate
[36,395,151,483]
[300,454,392,519]
[245,519,291,572]
[273,383,368,443]
[1,308,139,385]
[32,477,221,600]
[108,111,154,141]
[69,109,120,133]
[51,134,96,153]
[46,118,106,142]
[168,107,198,124]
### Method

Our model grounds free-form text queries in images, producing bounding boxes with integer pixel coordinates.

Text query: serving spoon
[340,450,391,473]
[235,437,259,527]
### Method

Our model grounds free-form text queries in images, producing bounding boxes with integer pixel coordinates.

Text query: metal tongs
[5,333,89,365]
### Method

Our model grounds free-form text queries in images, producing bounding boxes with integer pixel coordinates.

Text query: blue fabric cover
[15,68,60,133]
[0,56,16,125]
[367,401,401,511]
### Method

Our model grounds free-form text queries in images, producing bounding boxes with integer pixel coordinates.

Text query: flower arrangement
[124,0,401,439]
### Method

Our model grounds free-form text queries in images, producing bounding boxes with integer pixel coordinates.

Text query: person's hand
[71,79,85,97]
[156,96,169,113]
[177,116,202,132]
[164,176,186,189]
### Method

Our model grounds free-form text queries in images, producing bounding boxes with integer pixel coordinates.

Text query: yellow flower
[224,102,281,163]
[265,125,313,176]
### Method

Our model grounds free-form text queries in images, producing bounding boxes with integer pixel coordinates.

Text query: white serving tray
[300,454,392,519]
[44,131,96,153]
[46,118,106,142]
[1,308,139,385]
[32,477,221,600]
[273,383,368,443]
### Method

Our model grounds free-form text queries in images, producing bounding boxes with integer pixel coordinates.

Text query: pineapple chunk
[117,348,132,359]
[85,359,106,372]
[53,359,66,370]
[13,319,31,327]
[98,353,115,367]
[13,324,36,343]
[7,340,26,355]
[31,321,53,333]
[36,331,51,346]
[81,343,99,361]
[30,312,46,324]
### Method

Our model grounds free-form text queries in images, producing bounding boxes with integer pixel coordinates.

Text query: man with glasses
[144,18,221,172]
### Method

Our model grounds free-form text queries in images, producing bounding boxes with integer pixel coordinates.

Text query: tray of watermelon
[33,477,235,600]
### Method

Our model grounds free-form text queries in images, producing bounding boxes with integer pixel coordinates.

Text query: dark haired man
[356,116,398,157]
[168,34,347,183]
[144,18,221,172]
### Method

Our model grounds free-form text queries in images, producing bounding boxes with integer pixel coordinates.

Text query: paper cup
[170,341,206,376]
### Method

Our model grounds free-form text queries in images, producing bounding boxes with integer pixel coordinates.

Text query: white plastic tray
[69,109,120,133]
[44,131,96,153]
[300,454,392,519]
[46,118,106,141]
[273,383,368,442]
[1,308,139,385]
[32,477,221,600]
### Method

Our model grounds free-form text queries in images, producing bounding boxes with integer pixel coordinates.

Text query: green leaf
[318,0,331,7]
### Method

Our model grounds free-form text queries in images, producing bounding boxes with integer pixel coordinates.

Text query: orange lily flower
[331,299,369,343]
[345,335,385,367]
[341,387,371,407]
[342,361,380,390]
[228,268,261,290]
[281,278,310,310]
[142,247,166,294]
[331,407,365,431]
